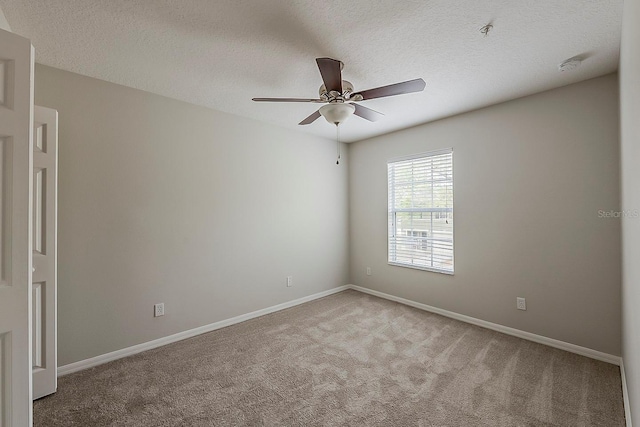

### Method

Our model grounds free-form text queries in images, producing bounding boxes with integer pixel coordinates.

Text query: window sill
[388,262,454,275]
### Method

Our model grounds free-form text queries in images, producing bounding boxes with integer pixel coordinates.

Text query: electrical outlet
[366,267,371,276]
[154,303,165,317]
[286,276,293,287]
[516,297,526,311]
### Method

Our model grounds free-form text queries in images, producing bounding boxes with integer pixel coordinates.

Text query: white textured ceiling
[0,0,623,142]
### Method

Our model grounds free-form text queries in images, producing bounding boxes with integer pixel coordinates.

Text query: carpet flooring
[34,290,626,426]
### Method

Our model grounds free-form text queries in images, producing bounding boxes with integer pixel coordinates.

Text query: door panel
[0,28,34,426]
[31,106,57,400]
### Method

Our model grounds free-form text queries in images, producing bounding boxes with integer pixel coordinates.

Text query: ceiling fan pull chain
[336,124,341,165]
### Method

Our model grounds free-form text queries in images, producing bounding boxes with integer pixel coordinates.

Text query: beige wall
[35,64,350,366]
[35,61,622,368]
[349,74,621,355]
[620,0,640,422]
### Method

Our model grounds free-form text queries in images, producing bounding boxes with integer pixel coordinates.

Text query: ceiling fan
[252,58,426,126]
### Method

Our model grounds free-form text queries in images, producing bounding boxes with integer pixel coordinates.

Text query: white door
[0,28,35,426]
[32,106,57,400]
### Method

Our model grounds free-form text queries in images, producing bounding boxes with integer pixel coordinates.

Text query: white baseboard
[57,285,350,376]
[621,359,633,427]
[346,285,621,366]
[59,283,622,378]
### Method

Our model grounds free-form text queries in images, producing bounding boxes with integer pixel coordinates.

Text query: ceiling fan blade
[299,109,322,125]
[316,58,342,93]
[354,78,426,100]
[253,98,323,103]
[353,103,384,122]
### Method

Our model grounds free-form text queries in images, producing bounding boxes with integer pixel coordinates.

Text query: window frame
[387,148,454,275]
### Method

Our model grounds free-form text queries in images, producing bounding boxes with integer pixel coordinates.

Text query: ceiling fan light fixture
[319,103,355,125]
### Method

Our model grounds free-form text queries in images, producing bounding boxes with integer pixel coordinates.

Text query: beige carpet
[34,290,625,426]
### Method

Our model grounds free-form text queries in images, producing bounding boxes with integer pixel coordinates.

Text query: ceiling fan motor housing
[320,80,355,102]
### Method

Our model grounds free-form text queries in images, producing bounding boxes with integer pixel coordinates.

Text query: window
[388,149,454,274]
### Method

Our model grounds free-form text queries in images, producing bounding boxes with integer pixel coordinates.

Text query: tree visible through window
[388,149,454,273]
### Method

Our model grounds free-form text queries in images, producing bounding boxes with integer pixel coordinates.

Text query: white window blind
[388,149,454,274]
